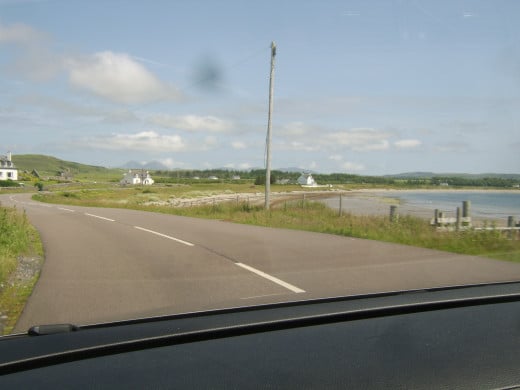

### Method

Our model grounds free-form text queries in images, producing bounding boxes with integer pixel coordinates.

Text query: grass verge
[169,200,520,262]
[0,206,43,335]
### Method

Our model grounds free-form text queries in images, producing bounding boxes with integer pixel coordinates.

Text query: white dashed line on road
[58,207,75,212]
[235,262,306,294]
[85,213,115,222]
[134,226,195,247]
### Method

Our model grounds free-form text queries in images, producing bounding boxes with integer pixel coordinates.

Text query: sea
[322,190,520,221]
[378,191,520,220]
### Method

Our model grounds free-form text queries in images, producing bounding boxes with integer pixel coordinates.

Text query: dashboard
[1,281,520,389]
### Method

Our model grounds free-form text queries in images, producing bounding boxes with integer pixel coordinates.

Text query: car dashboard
[1,281,520,389]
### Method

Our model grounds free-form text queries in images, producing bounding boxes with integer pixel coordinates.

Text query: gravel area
[0,255,43,334]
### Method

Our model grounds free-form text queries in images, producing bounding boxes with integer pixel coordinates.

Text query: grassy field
[0,206,43,334]
[33,186,520,263]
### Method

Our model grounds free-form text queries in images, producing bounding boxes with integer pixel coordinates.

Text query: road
[2,193,520,332]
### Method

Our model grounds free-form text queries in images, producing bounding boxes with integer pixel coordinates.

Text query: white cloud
[65,51,179,104]
[326,128,390,151]
[329,154,343,161]
[201,136,219,150]
[0,21,59,80]
[277,140,320,152]
[86,131,186,152]
[394,139,422,149]
[239,162,252,170]
[342,161,365,171]
[435,142,470,153]
[150,114,233,132]
[279,121,313,136]
[231,140,247,149]
[0,21,43,44]
[159,158,185,169]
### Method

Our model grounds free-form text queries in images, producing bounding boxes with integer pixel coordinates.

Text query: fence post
[456,207,461,231]
[462,200,471,227]
[434,209,439,226]
[508,216,515,239]
[389,205,398,222]
[339,193,343,217]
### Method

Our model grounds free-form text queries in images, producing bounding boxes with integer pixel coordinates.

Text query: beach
[320,189,520,226]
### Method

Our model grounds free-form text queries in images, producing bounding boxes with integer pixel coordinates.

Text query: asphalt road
[3,193,520,332]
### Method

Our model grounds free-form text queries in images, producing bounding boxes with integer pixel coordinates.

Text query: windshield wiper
[28,324,79,336]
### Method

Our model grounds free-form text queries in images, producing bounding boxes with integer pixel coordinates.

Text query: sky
[1,0,519,175]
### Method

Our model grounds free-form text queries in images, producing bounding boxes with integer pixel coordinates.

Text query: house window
[7,172,12,178]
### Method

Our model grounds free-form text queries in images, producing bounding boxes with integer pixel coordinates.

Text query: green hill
[11,154,123,181]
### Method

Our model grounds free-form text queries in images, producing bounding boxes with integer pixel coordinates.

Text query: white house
[120,170,154,186]
[0,152,18,181]
[297,172,317,187]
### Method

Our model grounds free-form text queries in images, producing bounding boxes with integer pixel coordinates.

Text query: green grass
[169,201,520,262]
[0,206,43,335]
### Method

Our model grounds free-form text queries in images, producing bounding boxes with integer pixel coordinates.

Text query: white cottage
[120,170,154,186]
[0,152,18,181]
[297,172,317,187]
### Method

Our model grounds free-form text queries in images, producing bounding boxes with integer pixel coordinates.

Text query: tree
[254,175,276,185]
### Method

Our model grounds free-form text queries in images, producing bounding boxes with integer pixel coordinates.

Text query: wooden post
[302,193,306,208]
[462,200,471,227]
[265,41,276,210]
[389,205,398,222]
[508,216,515,239]
[456,207,461,230]
[434,209,439,226]
[339,193,343,217]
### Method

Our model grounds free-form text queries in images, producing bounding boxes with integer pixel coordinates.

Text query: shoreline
[319,189,519,226]
[351,188,520,194]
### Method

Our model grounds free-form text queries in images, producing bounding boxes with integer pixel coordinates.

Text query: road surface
[2,193,520,332]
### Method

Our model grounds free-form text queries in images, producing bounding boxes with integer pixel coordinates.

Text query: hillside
[386,172,520,180]
[11,154,123,180]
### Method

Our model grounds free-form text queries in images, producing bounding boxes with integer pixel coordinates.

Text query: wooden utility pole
[265,41,276,210]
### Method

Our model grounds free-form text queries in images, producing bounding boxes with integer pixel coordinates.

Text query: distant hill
[386,172,520,180]
[12,154,122,178]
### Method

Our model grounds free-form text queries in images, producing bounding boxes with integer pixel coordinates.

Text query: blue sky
[1,0,519,174]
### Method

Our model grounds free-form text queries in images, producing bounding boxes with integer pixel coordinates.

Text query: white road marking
[134,226,195,247]
[85,213,115,222]
[235,263,306,294]
[58,207,75,212]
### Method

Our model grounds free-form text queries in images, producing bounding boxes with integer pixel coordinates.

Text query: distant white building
[120,170,154,186]
[297,172,317,187]
[0,152,18,181]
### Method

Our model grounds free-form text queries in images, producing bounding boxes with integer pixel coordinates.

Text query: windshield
[0,0,519,335]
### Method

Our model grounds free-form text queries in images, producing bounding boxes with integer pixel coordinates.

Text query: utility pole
[265,41,276,210]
